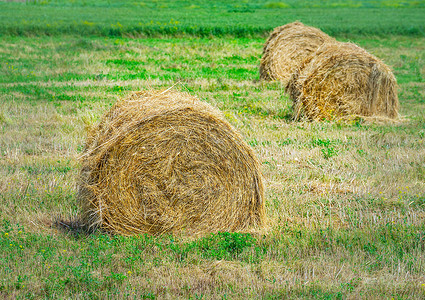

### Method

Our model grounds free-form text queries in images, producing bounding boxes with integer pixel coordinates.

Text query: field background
[1,0,425,299]
[1,0,425,37]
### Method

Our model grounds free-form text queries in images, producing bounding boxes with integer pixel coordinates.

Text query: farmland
[0,0,425,298]
[1,0,425,37]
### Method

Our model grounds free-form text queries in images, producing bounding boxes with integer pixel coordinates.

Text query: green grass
[0,0,425,37]
[1,223,424,298]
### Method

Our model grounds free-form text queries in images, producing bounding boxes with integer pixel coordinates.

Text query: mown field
[1,0,425,299]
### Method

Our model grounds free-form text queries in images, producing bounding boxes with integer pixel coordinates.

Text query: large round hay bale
[260,22,335,83]
[286,42,399,121]
[78,90,265,236]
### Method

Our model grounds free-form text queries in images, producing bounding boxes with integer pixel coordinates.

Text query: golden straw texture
[286,42,399,121]
[260,22,335,83]
[78,90,265,236]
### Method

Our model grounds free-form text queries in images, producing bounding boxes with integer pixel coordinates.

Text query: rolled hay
[78,90,265,236]
[286,42,399,121]
[260,22,335,83]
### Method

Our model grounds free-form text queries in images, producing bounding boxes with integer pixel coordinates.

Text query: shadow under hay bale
[286,42,399,121]
[260,21,335,84]
[78,90,265,236]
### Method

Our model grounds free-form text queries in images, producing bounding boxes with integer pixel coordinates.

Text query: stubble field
[0,1,425,299]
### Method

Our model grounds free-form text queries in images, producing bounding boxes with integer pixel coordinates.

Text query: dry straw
[260,21,335,84]
[286,42,399,121]
[78,90,265,236]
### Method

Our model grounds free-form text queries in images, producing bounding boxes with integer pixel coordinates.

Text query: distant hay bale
[260,22,335,83]
[286,42,399,121]
[78,90,265,236]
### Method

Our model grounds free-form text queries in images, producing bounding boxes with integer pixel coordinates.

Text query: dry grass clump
[260,22,335,83]
[78,89,265,236]
[286,42,399,121]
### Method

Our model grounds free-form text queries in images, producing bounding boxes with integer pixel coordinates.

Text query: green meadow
[1,0,425,37]
[0,0,425,298]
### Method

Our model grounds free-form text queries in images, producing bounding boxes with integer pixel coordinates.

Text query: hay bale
[78,90,265,236]
[260,22,335,83]
[286,42,399,121]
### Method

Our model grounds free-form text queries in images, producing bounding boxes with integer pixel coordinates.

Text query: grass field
[1,0,425,37]
[1,0,425,299]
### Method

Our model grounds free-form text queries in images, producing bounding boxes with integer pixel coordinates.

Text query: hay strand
[286,42,399,121]
[78,90,265,236]
[260,22,335,84]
